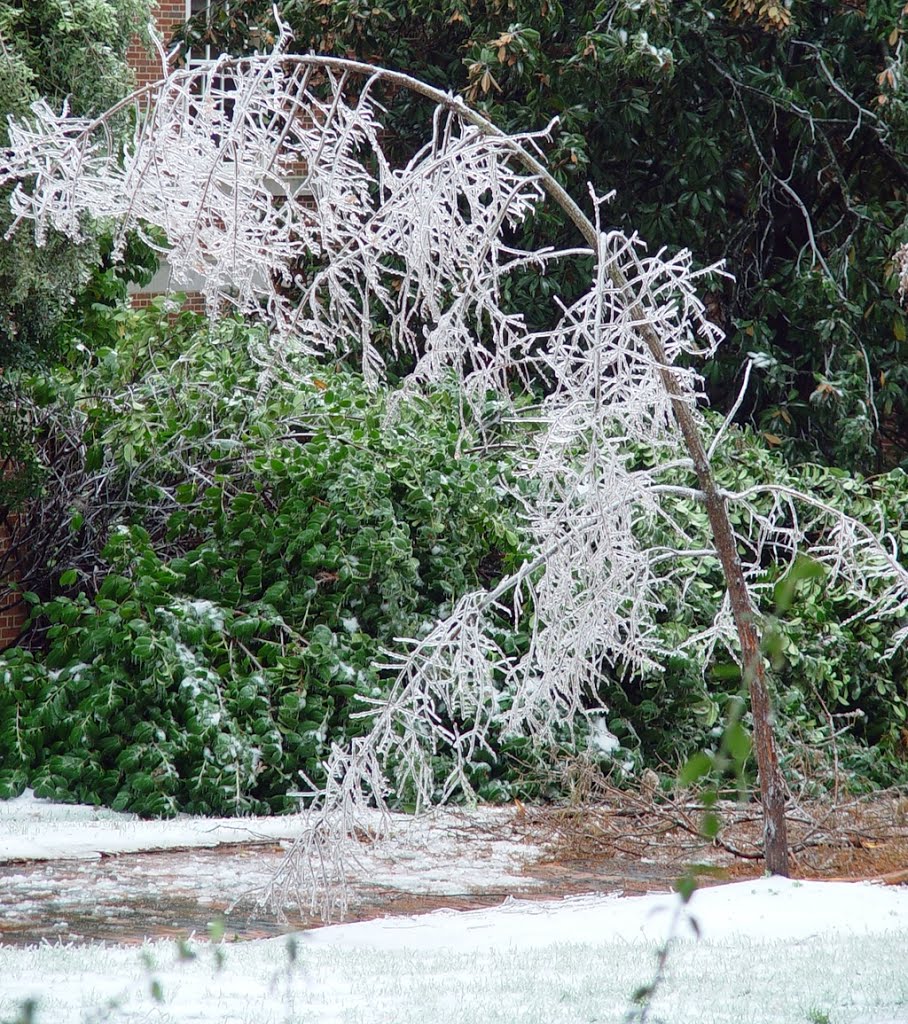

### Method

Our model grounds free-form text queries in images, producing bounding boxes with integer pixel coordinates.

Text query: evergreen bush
[1,309,904,814]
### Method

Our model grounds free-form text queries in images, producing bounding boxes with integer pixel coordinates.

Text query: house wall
[0,516,23,650]
[127,1,190,90]
[127,1,207,310]
[125,1,313,310]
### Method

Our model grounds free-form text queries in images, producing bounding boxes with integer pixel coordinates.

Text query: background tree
[177,0,908,470]
[0,0,153,369]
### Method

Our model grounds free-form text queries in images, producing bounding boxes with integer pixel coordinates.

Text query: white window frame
[184,0,221,67]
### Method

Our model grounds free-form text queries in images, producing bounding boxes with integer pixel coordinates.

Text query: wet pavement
[1,793,772,948]
[0,844,690,948]
[0,844,295,947]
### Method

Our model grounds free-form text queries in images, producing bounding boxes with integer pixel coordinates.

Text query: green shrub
[0,315,527,813]
[2,310,905,814]
[607,426,908,788]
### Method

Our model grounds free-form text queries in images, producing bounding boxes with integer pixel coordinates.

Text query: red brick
[1,495,26,650]
[131,1,192,89]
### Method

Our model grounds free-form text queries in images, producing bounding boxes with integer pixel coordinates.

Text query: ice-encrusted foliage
[2,39,547,390]
[3,30,906,916]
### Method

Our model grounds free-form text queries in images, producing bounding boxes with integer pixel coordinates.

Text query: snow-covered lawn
[2,792,907,1024]
[3,880,908,1024]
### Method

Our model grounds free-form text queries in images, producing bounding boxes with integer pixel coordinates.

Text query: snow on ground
[2,791,908,1023]
[2,880,908,1024]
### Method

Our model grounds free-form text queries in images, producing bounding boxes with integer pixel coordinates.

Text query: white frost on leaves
[172,598,227,632]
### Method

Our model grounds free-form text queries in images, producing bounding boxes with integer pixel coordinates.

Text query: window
[185,0,219,66]
[183,1,237,128]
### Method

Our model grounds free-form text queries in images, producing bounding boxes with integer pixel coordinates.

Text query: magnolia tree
[3,24,907,915]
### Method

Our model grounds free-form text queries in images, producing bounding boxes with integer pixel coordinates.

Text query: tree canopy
[177,0,908,469]
[0,0,152,368]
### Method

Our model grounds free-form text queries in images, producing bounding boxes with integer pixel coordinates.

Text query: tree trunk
[636,322,790,876]
[677,412,790,875]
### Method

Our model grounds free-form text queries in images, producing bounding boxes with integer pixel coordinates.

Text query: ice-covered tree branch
[3,24,907,905]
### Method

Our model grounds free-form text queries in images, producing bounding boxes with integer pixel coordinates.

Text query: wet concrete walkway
[0,843,687,947]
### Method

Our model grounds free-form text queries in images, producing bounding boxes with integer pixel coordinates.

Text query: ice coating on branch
[3,40,906,918]
[2,52,547,389]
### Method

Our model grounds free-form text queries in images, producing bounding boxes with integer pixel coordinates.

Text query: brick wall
[130,290,208,314]
[127,1,190,90]
[0,517,24,651]
[0,599,23,651]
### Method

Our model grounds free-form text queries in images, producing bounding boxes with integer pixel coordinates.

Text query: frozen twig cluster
[3,25,906,912]
[1,35,550,391]
[722,482,908,651]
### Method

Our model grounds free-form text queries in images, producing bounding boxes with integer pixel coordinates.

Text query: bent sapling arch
[4,25,907,904]
[328,53,789,873]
